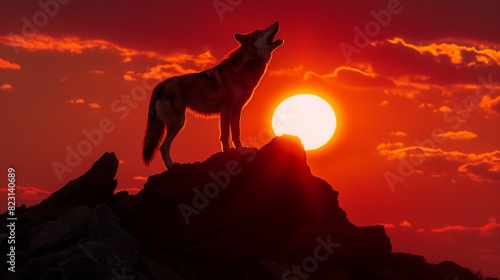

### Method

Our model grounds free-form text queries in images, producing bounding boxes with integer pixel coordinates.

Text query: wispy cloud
[66,98,85,104]
[0,185,51,199]
[305,66,394,89]
[136,63,197,81]
[0,58,21,69]
[268,65,305,77]
[387,37,500,67]
[65,98,101,110]
[434,131,478,140]
[376,142,404,151]
[379,100,389,106]
[431,218,500,235]
[90,70,105,75]
[1,84,13,91]
[87,103,101,109]
[133,176,148,181]
[400,220,413,227]
[480,95,500,115]
[458,151,500,183]
[0,34,144,61]
[379,220,413,228]
[391,131,408,137]
[0,34,217,69]
[123,51,216,81]
[378,144,500,183]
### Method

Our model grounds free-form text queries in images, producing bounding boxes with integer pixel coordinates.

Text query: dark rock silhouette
[0,136,482,279]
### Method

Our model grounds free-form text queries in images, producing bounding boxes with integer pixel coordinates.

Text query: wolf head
[234,22,284,60]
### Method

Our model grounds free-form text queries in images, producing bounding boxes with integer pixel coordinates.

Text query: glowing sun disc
[272,94,337,150]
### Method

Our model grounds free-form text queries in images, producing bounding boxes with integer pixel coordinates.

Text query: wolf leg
[230,108,243,148]
[157,99,185,169]
[219,106,232,152]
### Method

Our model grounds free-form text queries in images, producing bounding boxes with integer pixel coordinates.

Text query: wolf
[143,22,283,169]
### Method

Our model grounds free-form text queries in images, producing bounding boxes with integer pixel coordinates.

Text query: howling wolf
[143,22,283,169]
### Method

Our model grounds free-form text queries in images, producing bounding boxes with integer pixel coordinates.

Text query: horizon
[0,0,499,277]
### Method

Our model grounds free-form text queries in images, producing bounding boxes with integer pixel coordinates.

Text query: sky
[1,0,499,277]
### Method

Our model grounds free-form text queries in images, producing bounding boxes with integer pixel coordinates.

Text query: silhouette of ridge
[0,136,482,279]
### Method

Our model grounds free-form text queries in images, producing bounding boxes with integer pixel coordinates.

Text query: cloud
[376,142,404,151]
[430,218,500,235]
[418,103,434,109]
[0,58,21,69]
[0,185,51,199]
[0,34,143,61]
[66,98,85,104]
[437,105,453,113]
[387,37,500,67]
[353,37,500,93]
[458,151,500,183]
[305,66,394,89]
[434,131,478,140]
[123,71,137,81]
[391,131,407,137]
[378,143,500,184]
[1,84,13,91]
[160,51,215,67]
[268,65,305,77]
[378,145,493,162]
[400,220,413,227]
[87,103,101,109]
[480,95,500,115]
[123,52,217,81]
[379,220,412,228]
[65,99,101,110]
[0,34,217,70]
[137,63,197,81]
[133,176,148,181]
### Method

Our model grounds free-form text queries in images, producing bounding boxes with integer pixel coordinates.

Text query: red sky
[1,0,499,277]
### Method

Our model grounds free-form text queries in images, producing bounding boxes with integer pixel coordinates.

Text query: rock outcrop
[0,136,482,280]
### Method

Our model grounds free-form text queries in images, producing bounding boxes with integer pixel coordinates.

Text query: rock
[28,152,119,219]
[388,253,479,280]
[279,225,392,263]
[28,205,91,254]
[122,135,390,274]
[0,136,484,280]
[8,204,161,280]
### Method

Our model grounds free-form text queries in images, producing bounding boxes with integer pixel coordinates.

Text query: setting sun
[272,94,337,150]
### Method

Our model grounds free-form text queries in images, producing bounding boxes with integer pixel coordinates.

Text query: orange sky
[1,0,499,277]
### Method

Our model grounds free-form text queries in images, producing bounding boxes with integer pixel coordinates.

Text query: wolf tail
[143,85,165,165]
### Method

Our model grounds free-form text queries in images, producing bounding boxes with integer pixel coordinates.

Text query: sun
[272,94,337,150]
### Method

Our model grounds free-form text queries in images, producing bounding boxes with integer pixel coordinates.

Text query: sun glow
[272,94,337,150]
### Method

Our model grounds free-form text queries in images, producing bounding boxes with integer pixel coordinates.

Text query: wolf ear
[234,33,248,44]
